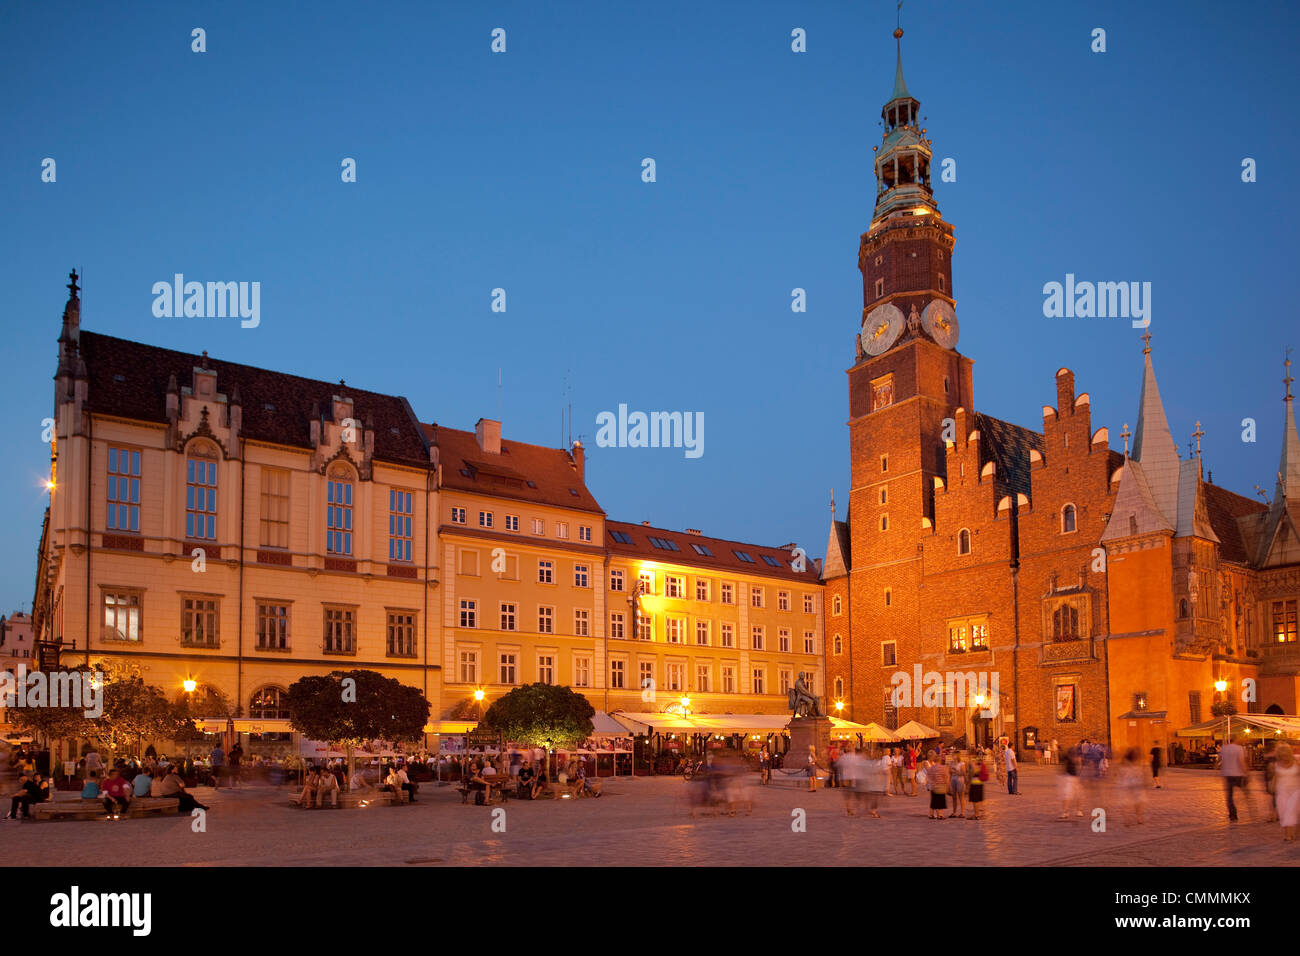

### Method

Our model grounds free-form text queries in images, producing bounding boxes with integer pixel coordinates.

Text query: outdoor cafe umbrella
[893,720,939,741]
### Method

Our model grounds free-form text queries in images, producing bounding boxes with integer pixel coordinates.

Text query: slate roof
[1203,482,1267,565]
[604,520,820,585]
[78,331,430,466]
[424,425,604,514]
[822,519,851,579]
[973,412,1044,501]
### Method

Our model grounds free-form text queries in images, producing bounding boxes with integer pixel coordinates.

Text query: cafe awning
[424,720,479,734]
[830,718,898,742]
[893,720,940,740]
[1175,713,1300,739]
[610,711,793,735]
[590,711,632,738]
[195,718,293,734]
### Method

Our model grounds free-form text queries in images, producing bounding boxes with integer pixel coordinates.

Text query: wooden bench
[457,782,516,804]
[32,797,180,821]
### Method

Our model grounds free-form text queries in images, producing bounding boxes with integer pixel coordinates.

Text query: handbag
[916,769,928,788]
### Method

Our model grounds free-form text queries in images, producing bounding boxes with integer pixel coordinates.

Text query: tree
[482,683,595,750]
[285,670,430,778]
[1211,700,1239,718]
[447,696,485,721]
[7,665,97,748]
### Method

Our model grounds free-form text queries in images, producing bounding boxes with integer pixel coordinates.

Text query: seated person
[150,769,168,797]
[158,766,209,813]
[315,766,340,808]
[395,764,416,802]
[573,759,602,797]
[33,774,52,802]
[6,774,41,820]
[348,767,372,792]
[467,762,494,802]
[81,772,101,799]
[517,762,536,798]
[100,768,133,818]
[295,768,322,807]
[132,770,153,799]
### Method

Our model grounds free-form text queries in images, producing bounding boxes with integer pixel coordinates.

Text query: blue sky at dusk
[2,1,1298,612]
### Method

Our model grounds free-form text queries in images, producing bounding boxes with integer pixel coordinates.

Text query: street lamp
[1215,679,1228,694]
[183,679,197,694]
[834,700,844,714]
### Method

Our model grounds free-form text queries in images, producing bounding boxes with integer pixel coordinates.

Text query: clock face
[922,299,960,349]
[861,303,904,356]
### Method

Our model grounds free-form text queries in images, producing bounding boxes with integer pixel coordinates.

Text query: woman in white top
[1273,743,1300,841]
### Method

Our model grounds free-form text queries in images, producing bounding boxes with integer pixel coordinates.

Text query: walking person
[805,745,819,792]
[1060,745,1084,819]
[209,741,225,790]
[1149,743,1163,789]
[948,752,968,818]
[1004,744,1019,795]
[1118,748,1146,825]
[1219,735,1248,823]
[227,742,243,788]
[968,753,988,820]
[759,747,771,785]
[1271,743,1300,841]
[904,745,918,796]
[926,753,950,820]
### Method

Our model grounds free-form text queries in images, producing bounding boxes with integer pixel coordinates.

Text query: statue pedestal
[786,716,832,774]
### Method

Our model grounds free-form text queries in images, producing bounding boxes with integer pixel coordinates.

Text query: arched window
[834,677,844,699]
[833,634,843,655]
[249,686,290,720]
[326,463,355,555]
[884,587,892,607]
[958,529,972,555]
[833,595,842,616]
[1179,598,1189,619]
[185,440,219,540]
[1062,503,1077,534]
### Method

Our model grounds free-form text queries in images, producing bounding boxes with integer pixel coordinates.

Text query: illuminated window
[666,617,684,644]
[249,687,290,720]
[666,575,684,598]
[720,623,734,648]
[696,579,710,601]
[102,589,142,642]
[459,650,478,683]
[696,621,710,645]
[1274,600,1298,643]
[181,597,218,647]
[537,655,555,685]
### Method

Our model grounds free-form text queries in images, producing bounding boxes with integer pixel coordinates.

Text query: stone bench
[290,788,409,809]
[32,797,180,821]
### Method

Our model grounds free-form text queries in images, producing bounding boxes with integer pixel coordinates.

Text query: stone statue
[787,673,824,719]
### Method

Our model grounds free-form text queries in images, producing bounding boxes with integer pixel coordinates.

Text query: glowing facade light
[473,688,485,702]
[183,679,197,693]
[1215,680,1228,693]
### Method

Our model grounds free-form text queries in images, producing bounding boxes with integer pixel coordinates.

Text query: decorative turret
[870,28,939,226]
[1257,353,1300,567]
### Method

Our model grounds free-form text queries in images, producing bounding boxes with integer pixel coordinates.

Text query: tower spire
[1130,333,1180,525]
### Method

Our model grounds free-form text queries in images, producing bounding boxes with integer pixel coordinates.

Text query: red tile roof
[423,425,604,514]
[605,520,821,584]
[78,331,431,466]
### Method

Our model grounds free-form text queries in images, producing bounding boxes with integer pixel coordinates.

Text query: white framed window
[751,587,764,608]
[834,677,844,699]
[637,613,652,641]
[666,575,685,598]
[958,528,972,555]
[695,664,711,693]
[610,659,626,689]
[833,595,842,615]
[574,608,590,636]
[531,517,545,535]
[458,649,478,683]
[499,602,517,631]
[573,655,591,688]
[803,631,815,654]
[185,456,217,540]
[666,662,684,692]
[107,446,141,532]
[323,606,356,654]
[538,560,554,584]
[499,652,517,684]
[751,625,765,651]
[479,510,493,528]
[696,579,710,602]
[181,596,219,647]
[387,610,416,657]
[639,660,654,690]
[803,593,814,614]
[326,474,353,555]
[538,606,554,634]
[779,669,792,694]
[752,667,766,695]
[666,617,684,643]
[778,628,791,652]
[722,665,736,693]
[451,506,467,524]
[639,571,655,594]
[574,564,589,588]
[256,602,289,650]
[720,623,734,648]
[260,467,290,548]
[696,620,710,645]
[537,654,555,684]
[1062,503,1078,534]
[610,611,625,639]
[833,634,843,655]
[579,525,592,542]
[388,490,413,562]
[102,589,142,642]
[721,583,735,605]
[459,599,477,628]
[505,514,519,532]
[610,569,625,592]
[778,591,790,611]
[556,521,570,539]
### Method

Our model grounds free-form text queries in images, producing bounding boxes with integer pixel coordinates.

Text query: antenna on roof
[497,367,502,422]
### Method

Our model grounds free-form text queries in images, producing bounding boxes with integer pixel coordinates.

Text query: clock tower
[843,27,975,715]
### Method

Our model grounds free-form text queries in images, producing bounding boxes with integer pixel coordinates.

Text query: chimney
[476,418,501,454]
[1055,368,1076,415]
[641,520,651,527]
[571,439,585,481]
[684,528,702,536]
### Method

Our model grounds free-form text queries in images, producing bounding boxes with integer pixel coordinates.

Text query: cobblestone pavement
[3,767,1297,867]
